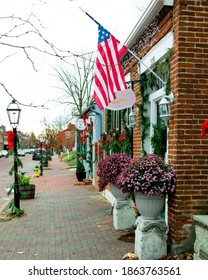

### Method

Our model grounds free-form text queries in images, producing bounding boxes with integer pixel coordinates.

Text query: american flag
[94,24,128,110]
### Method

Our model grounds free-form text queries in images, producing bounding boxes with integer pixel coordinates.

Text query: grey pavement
[0,156,134,260]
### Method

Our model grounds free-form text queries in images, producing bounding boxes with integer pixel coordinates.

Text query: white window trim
[149,87,165,153]
[139,31,174,74]
[149,87,169,225]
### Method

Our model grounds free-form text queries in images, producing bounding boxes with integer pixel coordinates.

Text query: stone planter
[20,184,36,199]
[193,215,208,260]
[109,183,135,230]
[134,192,165,220]
[109,183,130,200]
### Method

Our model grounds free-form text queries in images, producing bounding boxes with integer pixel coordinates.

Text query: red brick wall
[131,63,142,159]
[125,0,208,252]
[125,7,174,160]
[168,0,208,248]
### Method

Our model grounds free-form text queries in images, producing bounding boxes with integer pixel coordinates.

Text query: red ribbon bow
[7,130,14,150]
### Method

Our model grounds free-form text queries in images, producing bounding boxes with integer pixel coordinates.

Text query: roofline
[124,0,174,49]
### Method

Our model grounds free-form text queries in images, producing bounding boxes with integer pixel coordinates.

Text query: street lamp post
[39,134,44,176]
[6,99,21,209]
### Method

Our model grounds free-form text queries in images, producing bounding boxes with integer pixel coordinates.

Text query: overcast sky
[0,0,151,135]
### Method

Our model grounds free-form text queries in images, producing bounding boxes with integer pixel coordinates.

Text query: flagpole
[80,7,166,86]
[79,7,101,26]
[127,49,166,86]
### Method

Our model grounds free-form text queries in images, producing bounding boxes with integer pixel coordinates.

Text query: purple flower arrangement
[97,153,133,191]
[116,154,176,196]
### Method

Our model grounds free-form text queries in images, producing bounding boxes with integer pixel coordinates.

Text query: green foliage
[62,150,76,166]
[7,201,24,217]
[59,144,63,154]
[86,124,93,176]
[138,49,172,155]
[7,174,31,197]
[6,147,26,216]
[151,124,167,159]
[7,150,23,176]
[68,158,76,167]
[76,158,85,173]
[99,127,132,156]
[18,174,31,188]
[46,150,52,160]
[139,73,150,155]
[7,183,14,196]
[42,158,48,167]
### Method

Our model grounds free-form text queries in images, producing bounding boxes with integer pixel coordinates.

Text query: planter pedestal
[135,216,167,260]
[112,198,135,230]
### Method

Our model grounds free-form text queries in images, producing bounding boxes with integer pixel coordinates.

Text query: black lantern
[6,99,21,127]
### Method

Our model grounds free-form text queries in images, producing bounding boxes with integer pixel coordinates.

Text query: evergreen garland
[138,73,150,155]
[138,49,172,156]
[151,123,167,159]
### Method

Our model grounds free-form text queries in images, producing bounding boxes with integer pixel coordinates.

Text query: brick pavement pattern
[0,156,134,260]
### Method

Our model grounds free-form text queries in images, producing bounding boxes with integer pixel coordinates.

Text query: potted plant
[7,173,36,200]
[76,158,86,182]
[18,173,36,199]
[97,153,133,199]
[116,154,176,219]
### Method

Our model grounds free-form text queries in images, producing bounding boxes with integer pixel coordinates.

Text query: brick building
[0,125,8,150]
[120,0,208,253]
[57,123,76,151]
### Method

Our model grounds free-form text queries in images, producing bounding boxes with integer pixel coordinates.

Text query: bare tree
[39,117,59,148]
[52,52,95,117]
[52,114,73,132]
[0,9,88,108]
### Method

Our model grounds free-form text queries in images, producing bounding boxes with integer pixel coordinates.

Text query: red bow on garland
[7,130,14,150]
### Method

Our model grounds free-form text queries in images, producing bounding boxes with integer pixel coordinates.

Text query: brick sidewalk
[0,156,134,260]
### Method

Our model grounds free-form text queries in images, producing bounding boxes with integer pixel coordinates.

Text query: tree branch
[0,12,96,108]
[0,82,48,109]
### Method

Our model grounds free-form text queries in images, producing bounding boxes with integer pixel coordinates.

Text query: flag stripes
[94,33,127,110]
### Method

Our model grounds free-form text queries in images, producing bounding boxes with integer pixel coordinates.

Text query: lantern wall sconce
[128,107,139,128]
[158,92,174,124]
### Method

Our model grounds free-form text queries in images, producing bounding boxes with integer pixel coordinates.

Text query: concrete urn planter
[134,192,165,220]
[109,183,130,200]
